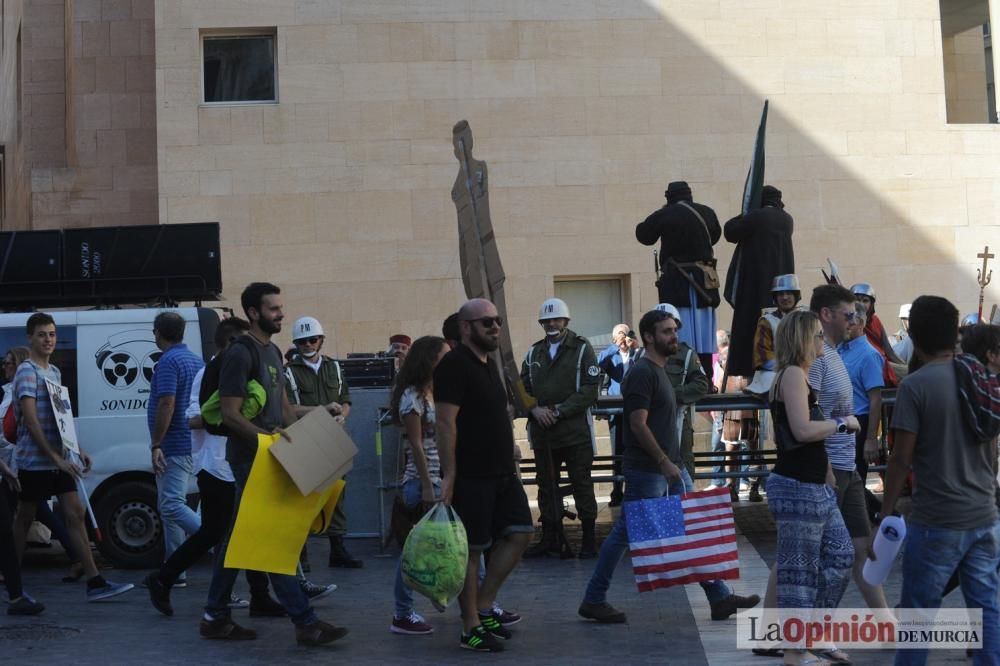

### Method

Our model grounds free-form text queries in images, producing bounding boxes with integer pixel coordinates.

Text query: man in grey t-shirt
[201,282,348,648]
[580,308,758,624]
[881,295,1000,664]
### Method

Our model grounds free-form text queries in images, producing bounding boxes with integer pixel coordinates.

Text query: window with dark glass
[202,34,276,103]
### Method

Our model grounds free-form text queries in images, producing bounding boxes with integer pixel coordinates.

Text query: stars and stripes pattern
[624,485,739,592]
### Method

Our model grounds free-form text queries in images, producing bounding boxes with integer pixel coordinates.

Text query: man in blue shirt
[838,302,885,494]
[148,312,205,567]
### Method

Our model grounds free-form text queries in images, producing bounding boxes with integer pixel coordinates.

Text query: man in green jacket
[285,316,361,569]
[521,298,600,559]
[657,304,711,484]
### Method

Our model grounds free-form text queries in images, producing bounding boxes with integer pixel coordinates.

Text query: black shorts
[833,468,871,539]
[18,469,77,502]
[452,474,533,550]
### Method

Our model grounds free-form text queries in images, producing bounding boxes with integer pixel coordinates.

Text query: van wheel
[95,481,163,569]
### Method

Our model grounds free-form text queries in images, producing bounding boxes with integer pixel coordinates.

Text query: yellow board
[225,434,345,575]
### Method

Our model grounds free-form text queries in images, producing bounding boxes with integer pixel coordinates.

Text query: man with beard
[521,298,600,559]
[285,316,362,570]
[578,308,759,624]
[436,298,533,653]
[201,283,348,647]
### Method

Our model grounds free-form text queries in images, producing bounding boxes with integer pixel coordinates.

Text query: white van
[0,307,221,568]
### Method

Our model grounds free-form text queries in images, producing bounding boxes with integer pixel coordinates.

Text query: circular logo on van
[141,352,162,384]
[101,353,139,388]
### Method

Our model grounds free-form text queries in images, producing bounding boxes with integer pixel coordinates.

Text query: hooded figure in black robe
[723,185,795,378]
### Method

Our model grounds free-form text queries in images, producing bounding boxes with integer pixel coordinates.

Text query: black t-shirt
[433,344,515,479]
[622,356,679,473]
[219,336,285,468]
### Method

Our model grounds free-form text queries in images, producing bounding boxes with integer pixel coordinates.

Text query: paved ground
[0,492,975,665]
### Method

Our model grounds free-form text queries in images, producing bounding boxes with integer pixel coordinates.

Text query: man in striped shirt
[808,285,888,612]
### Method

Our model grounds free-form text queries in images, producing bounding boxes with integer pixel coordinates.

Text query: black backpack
[199,336,260,436]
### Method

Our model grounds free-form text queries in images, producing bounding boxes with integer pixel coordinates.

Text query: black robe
[723,204,795,378]
[635,199,722,308]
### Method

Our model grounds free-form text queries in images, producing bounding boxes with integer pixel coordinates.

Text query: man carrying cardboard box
[200,282,348,647]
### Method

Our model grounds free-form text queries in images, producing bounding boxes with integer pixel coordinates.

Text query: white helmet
[538,298,571,321]
[898,304,911,320]
[292,316,325,341]
[962,313,981,327]
[655,303,683,326]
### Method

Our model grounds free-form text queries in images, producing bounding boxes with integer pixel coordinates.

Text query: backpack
[199,336,261,436]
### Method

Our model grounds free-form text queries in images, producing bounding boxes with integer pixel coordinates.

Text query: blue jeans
[157,454,201,560]
[895,520,1000,666]
[583,467,731,605]
[205,461,316,627]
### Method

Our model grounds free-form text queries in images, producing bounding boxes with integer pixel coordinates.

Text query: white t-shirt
[187,366,233,482]
[548,341,561,360]
[303,357,322,374]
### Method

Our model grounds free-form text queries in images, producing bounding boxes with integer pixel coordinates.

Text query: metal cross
[978,246,994,289]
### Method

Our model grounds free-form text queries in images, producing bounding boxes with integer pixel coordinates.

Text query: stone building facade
[2,1,1000,356]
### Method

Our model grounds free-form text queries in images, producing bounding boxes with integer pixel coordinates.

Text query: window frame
[200,28,279,107]
[553,275,630,349]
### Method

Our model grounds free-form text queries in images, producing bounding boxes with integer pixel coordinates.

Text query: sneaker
[87,580,135,602]
[477,610,512,640]
[390,611,434,635]
[578,600,627,623]
[8,595,45,616]
[460,625,504,652]
[492,603,521,627]
[300,580,337,602]
[296,619,349,646]
[144,572,173,616]
[173,578,188,589]
[200,617,257,640]
[227,592,249,609]
[710,593,761,621]
[249,595,288,618]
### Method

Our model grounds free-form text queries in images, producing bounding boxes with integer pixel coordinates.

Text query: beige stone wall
[155,0,1000,357]
[19,0,157,229]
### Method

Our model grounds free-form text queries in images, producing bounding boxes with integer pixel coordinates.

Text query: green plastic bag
[401,503,469,611]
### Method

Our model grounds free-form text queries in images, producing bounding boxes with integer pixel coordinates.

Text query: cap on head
[654,303,682,326]
[761,185,783,208]
[665,181,692,204]
[898,304,911,319]
[292,316,324,341]
[389,334,412,346]
[851,283,876,301]
[538,298,571,321]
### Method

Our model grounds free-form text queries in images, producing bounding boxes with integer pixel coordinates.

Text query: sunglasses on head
[464,316,503,328]
[297,336,321,345]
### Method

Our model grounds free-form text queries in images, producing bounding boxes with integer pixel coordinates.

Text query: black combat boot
[578,519,597,559]
[523,526,561,558]
[328,535,363,569]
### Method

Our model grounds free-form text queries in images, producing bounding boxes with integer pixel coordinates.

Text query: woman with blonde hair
[767,310,860,666]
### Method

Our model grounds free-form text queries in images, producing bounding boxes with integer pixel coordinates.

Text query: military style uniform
[664,342,711,479]
[285,353,358,567]
[520,329,600,556]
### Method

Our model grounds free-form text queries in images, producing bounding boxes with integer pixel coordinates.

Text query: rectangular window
[939,0,998,123]
[554,277,627,349]
[202,32,276,104]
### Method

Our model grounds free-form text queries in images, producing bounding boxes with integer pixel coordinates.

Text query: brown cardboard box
[269,407,359,496]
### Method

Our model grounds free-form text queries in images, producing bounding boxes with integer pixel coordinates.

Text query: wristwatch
[552,407,561,420]
[834,417,848,434]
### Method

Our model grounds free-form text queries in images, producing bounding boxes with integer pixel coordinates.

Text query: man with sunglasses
[285,316,361,569]
[436,298,533,653]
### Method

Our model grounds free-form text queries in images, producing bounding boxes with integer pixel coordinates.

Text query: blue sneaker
[87,580,135,602]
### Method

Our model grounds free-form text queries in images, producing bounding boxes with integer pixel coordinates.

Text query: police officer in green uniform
[521,298,600,559]
[656,304,711,484]
[285,316,362,569]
